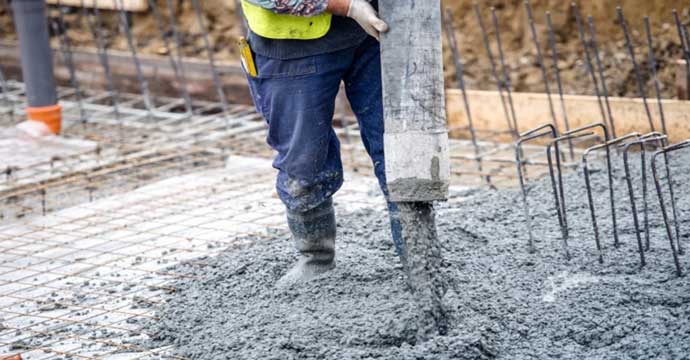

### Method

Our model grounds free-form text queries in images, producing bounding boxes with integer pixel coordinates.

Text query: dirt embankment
[444,0,690,98]
[0,0,689,98]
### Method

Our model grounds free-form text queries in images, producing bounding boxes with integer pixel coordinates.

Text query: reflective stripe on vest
[241,0,332,40]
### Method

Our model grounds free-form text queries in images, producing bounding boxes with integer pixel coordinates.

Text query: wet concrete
[397,202,449,342]
[141,149,690,359]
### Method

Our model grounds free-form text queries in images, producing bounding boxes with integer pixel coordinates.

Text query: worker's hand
[348,0,389,40]
[328,0,389,40]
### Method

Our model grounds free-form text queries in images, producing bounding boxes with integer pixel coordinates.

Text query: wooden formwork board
[46,0,148,12]
[446,89,690,143]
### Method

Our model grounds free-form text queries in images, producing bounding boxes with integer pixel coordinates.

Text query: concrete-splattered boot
[387,202,409,272]
[276,198,336,288]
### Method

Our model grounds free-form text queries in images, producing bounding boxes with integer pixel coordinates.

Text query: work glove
[328,0,389,40]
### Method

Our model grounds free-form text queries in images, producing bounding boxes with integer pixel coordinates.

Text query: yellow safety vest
[241,0,332,40]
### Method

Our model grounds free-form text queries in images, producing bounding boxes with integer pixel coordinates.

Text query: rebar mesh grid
[1,78,557,223]
[0,157,409,359]
[0,1,686,358]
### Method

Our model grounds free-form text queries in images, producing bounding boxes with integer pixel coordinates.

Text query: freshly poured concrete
[0,147,688,358]
[142,150,690,359]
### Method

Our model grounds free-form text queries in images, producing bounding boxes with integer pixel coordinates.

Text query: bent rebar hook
[581,133,639,263]
[651,140,690,277]
[515,124,559,253]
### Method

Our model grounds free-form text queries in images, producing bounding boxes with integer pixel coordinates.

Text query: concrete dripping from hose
[396,201,449,342]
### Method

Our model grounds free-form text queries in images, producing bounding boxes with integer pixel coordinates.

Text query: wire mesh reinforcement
[0,76,555,222]
[0,1,687,358]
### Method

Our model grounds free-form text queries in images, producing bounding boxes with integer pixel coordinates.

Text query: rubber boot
[388,201,408,270]
[276,198,336,287]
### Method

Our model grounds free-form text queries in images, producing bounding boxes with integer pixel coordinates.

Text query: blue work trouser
[246,37,404,256]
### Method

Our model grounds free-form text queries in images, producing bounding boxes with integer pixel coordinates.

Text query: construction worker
[240,0,403,287]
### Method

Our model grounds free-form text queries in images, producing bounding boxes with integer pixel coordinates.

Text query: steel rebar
[191,0,230,129]
[443,7,487,186]
[547,132,597,260]
[674,10,690,100]
[524,1,560,137]
[571,3,608,128]
[586,16,617,139]
[622,134,665,264]
[147,0,193,114]
[52,1,86,124]
[0,63,13,122]
[114,0,153,116]
[515,124,558,253]
[0,0,11,119]
[490,7,519,137]
[643,17,667,135]
[651,140,690,277]
[165,0,192,117]
[617,7,655,133]
[473,3,517,138]
[565,123,617,247]
[581,133,638,264]
[82,0,121,124]
[545,12,574,160]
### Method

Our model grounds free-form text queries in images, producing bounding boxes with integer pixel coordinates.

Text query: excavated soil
[140,149,690,359]
[1,1,688,98]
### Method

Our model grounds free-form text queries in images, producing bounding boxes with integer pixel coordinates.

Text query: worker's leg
[342,37,405,260]
[246,49,353,285]
[247,54,347,212]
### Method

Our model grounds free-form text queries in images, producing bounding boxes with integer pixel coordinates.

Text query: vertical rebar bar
[443,7,487,185]
[473,3,516,138]
[0,0,15,121]
[623,132,670,255]
[643,18,666,136]
[545,12,574,160]
[146,0,193,114]
[524,1,560,137]
[622,139,647,266]
[617,7,655,133]
[82,0,121,124]
[565,123,617,247]
[165,0,192,116]
[490,7,519,136]
[571,3,607,127]
[515,124,558,253]
[582,151,603,263]
[586,16,616,139]
[114,0,153,116]
[53,1,86,125]
[0,64,13,122]
[657,147,683,256]
[651,143,689,277]
[674,10,690,100]
[191,0,230,129]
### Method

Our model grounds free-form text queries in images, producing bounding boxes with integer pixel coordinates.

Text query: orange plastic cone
[26,104,62,134]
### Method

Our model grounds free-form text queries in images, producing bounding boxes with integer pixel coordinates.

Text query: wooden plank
[446,89,690,143]
[0,41,252,106]
[379,0,450,202]
[46,0,148,12]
